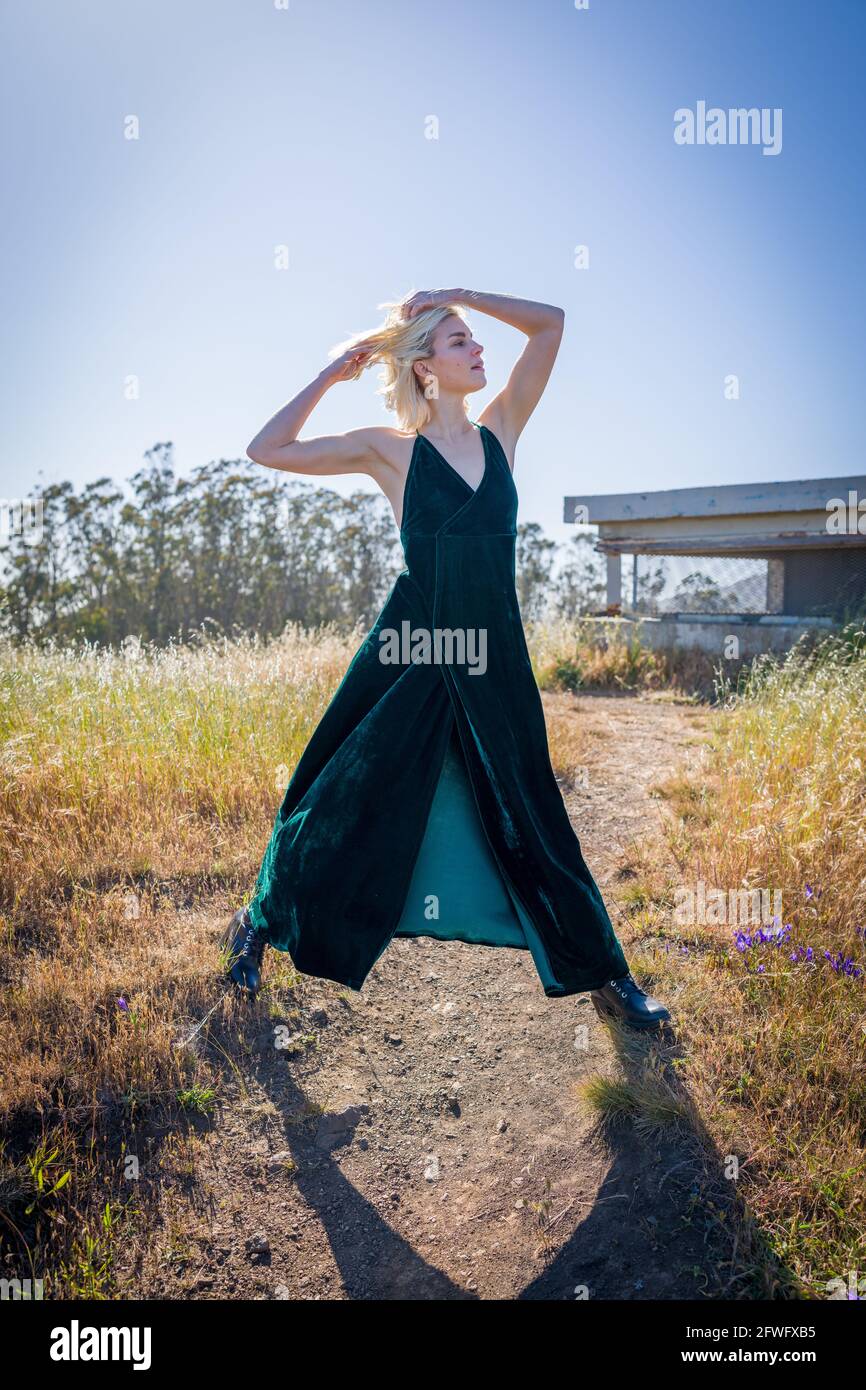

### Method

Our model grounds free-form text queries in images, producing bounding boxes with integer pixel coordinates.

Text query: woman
[222,287,670,1031]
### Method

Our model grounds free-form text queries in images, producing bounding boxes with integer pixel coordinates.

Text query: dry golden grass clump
[524,614,724,699]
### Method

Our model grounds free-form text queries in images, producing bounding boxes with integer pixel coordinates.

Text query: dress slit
[391,717,564,993]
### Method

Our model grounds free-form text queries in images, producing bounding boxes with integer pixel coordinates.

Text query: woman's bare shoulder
[359,428,416,526]
[365,425,414,456]
[475,404,516,473]
[360,426,415,479]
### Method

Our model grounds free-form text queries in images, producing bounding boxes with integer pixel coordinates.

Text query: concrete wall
[578,614,835,656]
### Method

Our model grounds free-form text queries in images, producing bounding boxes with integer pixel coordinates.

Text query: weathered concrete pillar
[606,553,622,608]
[766,557,785,613]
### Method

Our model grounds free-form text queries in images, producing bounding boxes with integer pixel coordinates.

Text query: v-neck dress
[246,420,629,996]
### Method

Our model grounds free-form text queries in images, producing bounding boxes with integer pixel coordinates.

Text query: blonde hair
[328,294,472,432]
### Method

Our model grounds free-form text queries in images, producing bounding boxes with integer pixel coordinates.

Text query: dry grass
[524,615,725,700]
[3,621,864,1298]
[0,623,358,1296]
[0,623,358,907]
[606,628,866,1298]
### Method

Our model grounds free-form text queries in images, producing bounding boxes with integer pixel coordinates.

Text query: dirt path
[138,692,730,1301]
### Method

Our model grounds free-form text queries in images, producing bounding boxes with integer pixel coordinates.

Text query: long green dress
[247,421,629,997]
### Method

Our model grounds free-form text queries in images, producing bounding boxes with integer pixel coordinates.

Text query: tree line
[0,443,607,647]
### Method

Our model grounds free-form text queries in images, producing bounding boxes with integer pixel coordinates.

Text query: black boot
[222,906,268,997]
[590,971,670,1030]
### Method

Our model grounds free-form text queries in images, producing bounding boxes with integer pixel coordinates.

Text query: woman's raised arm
[246,345,382,476]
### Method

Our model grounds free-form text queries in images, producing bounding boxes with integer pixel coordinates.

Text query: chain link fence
[622,553,771,616]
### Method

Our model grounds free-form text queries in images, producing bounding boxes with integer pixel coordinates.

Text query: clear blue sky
[3,0,864,546]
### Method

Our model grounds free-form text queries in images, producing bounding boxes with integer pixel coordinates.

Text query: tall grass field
[1,620,863,1297]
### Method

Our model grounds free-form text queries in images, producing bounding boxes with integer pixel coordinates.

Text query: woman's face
[416,315,486,397]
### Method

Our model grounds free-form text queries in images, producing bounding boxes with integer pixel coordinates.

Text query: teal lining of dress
[392,726,562,993]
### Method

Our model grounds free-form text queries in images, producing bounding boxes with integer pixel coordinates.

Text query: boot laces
[237,914,266,968]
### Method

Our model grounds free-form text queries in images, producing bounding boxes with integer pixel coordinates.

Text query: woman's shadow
[210,997,789,1301]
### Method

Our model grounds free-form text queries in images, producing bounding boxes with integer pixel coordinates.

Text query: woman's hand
[326,341,378,383]
[402,288,463,319]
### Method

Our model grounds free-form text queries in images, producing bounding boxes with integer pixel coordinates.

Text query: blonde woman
[222,288,670,1031]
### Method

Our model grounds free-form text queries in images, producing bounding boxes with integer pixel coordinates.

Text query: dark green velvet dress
[247,421,629,997]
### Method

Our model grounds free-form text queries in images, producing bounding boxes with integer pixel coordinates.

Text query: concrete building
[564,474,866,654]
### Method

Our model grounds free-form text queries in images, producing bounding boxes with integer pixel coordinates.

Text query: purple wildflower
[789,945,814,964]
[823,951,863,978]
[765,922,793,946]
